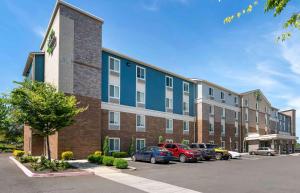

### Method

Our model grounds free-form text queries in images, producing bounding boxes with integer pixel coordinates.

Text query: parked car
[204,144,230,160]
[189,143,216,161]
[158,143,202,163]
[228,151,241,159]
[132,146,173,164]
[249,147,276,156]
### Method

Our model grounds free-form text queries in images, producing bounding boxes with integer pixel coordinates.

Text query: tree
[223,0,299,41]
[158,135,164,143]
[103,136,109,156]
[128,136,135,156]
[9,80,86,160]
[0,97,9,132]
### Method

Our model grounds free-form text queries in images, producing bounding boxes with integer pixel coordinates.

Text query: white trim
[102,102,195,122]
[245,134,298,141]
[109,137,120,152]
[165,76,173,89]
[196,98,240,112]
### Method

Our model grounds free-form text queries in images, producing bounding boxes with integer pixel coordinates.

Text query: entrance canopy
[245,134,298,141]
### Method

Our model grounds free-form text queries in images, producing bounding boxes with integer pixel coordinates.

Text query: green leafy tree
[158,135,164,143]
[9,80,86,160]
[103,136,110,156]
[223,0,299,41]
[0,97,9,132]
[128,136,135,156]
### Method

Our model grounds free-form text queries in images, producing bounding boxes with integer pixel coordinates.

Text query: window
[183,121,189,132]
[209,123,214,133]
[235,127,238,136]
[166,76,173,88]
[221,141,225,149]
[209,105,214,114]
[234,97,238,104]
[245,123,249,132]
[136,91,145,104]
[221,124,225,135]
[166,119,173,132]
[209,141,214,144]
[221,91,224,99]
[165,98,173,109]
[136,115,145,128]
[256,112,259,123]
[183,82,189,93]
[136,139,146,151]
[136,66,145,80]
[166,139,173,143]
[183,102,189,113]
[234,142,238,151]
[256,102,259,110]
[209,87,214,96]
[109,85,120,99]
[109,138,120,152]
[109,57,120,73]
[245,112,248,121]
[222,108,226,118]
[235,112,238,120]
[109,111,120,126]
[244,99,248,107]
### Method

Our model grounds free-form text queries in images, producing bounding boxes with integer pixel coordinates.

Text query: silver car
[250,147,276,156]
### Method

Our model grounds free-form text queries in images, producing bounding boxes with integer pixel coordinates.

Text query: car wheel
[267,152,271,156]
[179,154,187,163]
[215,153,222,160]
[132,155,137,162]
[164,161,169,164]
[229,155,232,159]
[250,152,255,155]
[150,157,156,164]
[205,157,211,161]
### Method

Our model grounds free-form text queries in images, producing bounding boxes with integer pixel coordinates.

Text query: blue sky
[0,0,300,137]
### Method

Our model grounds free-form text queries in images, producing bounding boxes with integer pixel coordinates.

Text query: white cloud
[141,0,190,11]
[281,35,300,75]
[33,26,46,38]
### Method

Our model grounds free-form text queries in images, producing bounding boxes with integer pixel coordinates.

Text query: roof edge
[102,47,196,83]
[40,0,104,50]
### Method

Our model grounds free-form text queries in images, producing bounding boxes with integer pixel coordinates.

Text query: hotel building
[23,1,297,159]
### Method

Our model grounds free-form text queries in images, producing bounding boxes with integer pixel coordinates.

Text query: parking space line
[91,167,202,193]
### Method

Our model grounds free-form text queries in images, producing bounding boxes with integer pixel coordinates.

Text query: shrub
[128,136,135,156]
[13,150,25,157]
[112,151,128,158]
[30,156,70,172]
[113,158,128,169]
[87,154,103,164]
[61,151,74,160]
[103,136,109,156]
[102,156,115,166]
[19,155,38,163]
[94,151,102,156]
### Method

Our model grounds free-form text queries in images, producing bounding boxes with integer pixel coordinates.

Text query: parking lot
[125,154,300,193]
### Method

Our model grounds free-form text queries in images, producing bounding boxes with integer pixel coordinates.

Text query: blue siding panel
[120,59,136,106]
[146,68,165,112]
[173,77,183,115]
[189,83,196,116]
[101,52,109,102]
[34,55,44,82]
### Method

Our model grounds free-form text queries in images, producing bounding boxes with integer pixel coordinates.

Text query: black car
[189,143,216,161]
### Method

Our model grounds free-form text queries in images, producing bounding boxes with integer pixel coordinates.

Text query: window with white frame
[222,108,226,118]
[183,82,189,93]
[136,91,145,104]
[244,99,248,107]
[209,105,214,114]
[109,138,120,152]
[221,91,225,100]
[235,126,238,136]
[234,97,238,104]
[256,112,259,123]
[221,124,225,135]
[256,102,259,110]
[245,123,249,132]
[221,141,225,148]
[209,87,214,96]
[109,111,120,126]
[166,76,173,88]
[166,119,173,132]
[235,112,238,120]
[136,115,145,128]
[136,66,145,80]
[183,121,189,132]
[209,123,214,133]
[109,57,120,73]
[165,98,173,109]
[136,138,146,151]
[183,102,189,113]
[245,112,248,121]
[109,85,120,99]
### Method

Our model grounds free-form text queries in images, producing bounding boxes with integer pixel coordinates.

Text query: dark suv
[189,143,216,161]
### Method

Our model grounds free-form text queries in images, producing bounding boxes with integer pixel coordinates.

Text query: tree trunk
[46,135,51,160]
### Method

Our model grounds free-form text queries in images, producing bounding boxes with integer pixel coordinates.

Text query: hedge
[102,156,115,166]
[112,151,128,158]
[87,154,103,164]
[113,158,128,169]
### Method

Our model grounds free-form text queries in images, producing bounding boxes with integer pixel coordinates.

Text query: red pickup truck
[158,143,202,163]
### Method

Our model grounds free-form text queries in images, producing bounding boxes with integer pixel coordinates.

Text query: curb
[9,156,94,178]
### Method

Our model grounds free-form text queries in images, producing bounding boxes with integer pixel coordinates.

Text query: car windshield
[206,144,217,149]
[179,144,191,150]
